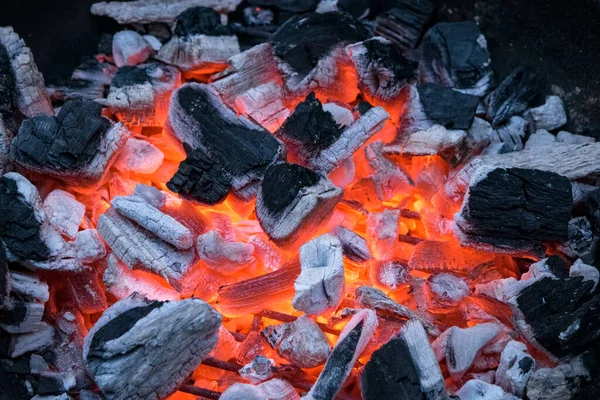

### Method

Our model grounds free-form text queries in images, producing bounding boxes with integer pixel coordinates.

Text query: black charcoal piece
[357,100,372,115]
[72,56,116,86]
[0,243,8,308]
[338,0,369,18]
[517,276,600,358]
[261,162,320,213]
[0,356,38,399]
[275,92,343,158]
[582,189,600,235]
[485,67,544,127]
[419,21,492,95]
[374,0,434,51]
[0,43,16,113]
[417,83,478,130]
[454,168,572,255]
[173,7,232,37]
[249,0,318,12]
[270,12,370,78]
[111,66,150,88]
[0,176,49,261]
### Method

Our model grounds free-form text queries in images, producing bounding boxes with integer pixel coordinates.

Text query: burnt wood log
[83,296,221,400]
[454,167,572,255]
[417,83,478,130]
[374,0,434,51]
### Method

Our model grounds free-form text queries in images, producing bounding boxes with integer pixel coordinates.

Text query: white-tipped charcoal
[495,340,535,396]
[43,190,85,240]
[112,31,153,67]
[196,230,255,275]
[524,95,567,132]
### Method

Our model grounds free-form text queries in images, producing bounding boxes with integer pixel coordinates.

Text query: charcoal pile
[1,1,600,400]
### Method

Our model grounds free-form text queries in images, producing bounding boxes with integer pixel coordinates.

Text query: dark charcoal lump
[167,145,233,205]
[111,66,150,88]
[276,92,343,154]
[457,168,572,254]
[0,356,40,400]
[545,255,569,279]
[486,67,544,127]
[10,100,111,172]
[417,83,478,129]
[419,22,491,91]
[0,176,49,261]
[270,12,370,77]
[174,6,232,37]
[0,242,8,307]
[582,189,600,235]
[357,99,373,115]
[374,0,434,50]
[517,276,600,358]
[248,0,318,13]
[360,335,423,400]
[261,162,320,213]
[338,0,370,18]
[363,37,418,84]
[0,301,28,327]
[0,43,16,113]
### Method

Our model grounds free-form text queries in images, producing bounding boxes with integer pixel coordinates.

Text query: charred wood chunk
[374,0,434,51]
[454,168,572,255]
[485,67,543,127]
[582,189,600,235]
[256,162,342,244]
[332,225,372,262]
[419,22,492,96]
[526,355,593,400]
[157,7,240,72]
[167,83,282,202]
[197,230,255,275]
[112,31,153,67]
[516,276,600,358]
[0,116,12,175]
[5,322,56,358]
[71,56,116,86]
[495,340,535,397]
[0,27,53,118]
[346,37,418,101]
[417,83,478,130]
[558,216,597,264]
[270,12,370,78]
[0,300,44,334]
[524,95,567,132]
[43,190,85,240]
[83,296,221,400]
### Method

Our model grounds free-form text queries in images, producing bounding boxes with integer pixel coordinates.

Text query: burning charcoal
[42,190,85,240]
[112,31,153,67]
[113,137,164,174]
[103,254,181,301]
[489,116,527,153]
[355,286,439,336]
[346,37,417,102]
[256,163,342,245]
[485,67,543,127]
[0,27,53,117]
[0,299,45,333]
[64,268,108,314]
[220,383,267,400]
[234,82,290,132]
[38,370,76,395]
[261,315,330,368]
[101,63,181,127]
[71,56,116,86]
[220,378,300,400]
[455,380,514,400]
[97,207,196,290]
[10,101,130,187]
[73,229,106,264]
[360,320,447,400]
[306,309,377,400]
[365,141,414,200]
[428,273,469,304]
[569,259,599,292]
[366,209,399,260]
[167,83,283,202]
[495,340,535,397]
[83,296,221,400]
[197,230,255,275]
[432,322,504,380]
[157,7,240,73]
[454,168,572,255]
[524,95,567,132]
[249,234,282,272]
[332,225,371,262]
[90,0,242,24]
[417,84,478,130]
[239,356,275,384]
[558,217,597,264]
[371,259,409,290]
[6,322,55,358]
[324,102,354,125]
[556,130,596,144]
[419,22,493,96]
[269,12,370,97]
[134,183,165,208]
[374,0,434,51]
[526,355,592,400]
[524,129,555,150]
[292,234,344,315]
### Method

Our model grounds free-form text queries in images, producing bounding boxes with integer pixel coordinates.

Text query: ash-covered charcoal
[495,340,535,397]
[0,27,53,118]
[374,0,434,51]
[269,12,370,96]
[428,273,469,305]
[233,81,290,132]
[72,229,106,264]
[488,116,527,153]
[455,380,515,400]
[0,298,45,333]
[71,56,117,86]
[47,80,108,103]
[305,309,377,400]
[112,31,153,67]
[292,233,344,315]
[37,370,77,395]
[454,168,572,255]
[361,320,447,400]
[525,355,592,400]
[100,63,181,127]
[4,322,55,358]
[0,243,8,308]
[239,356,275,384]
[197,230,255,275]
[9,270,49,303]
[366,209,399,260]
[524,129,555,150]
[419,22,493,96]
[485,67,543,127]
[220,378,300,400]
[113,137,164,174]
[524,95,567,132]
[355,286,439,336]
[157,7,240,73]
[365,141,414,200]
[83,296,221,400]
[261,315,330,368]
[42,190,85,240]
[515,275,600,358]
[167,83,283,202]
[417,84,479,130]
[332,225,372,262]
[370,258,409,290]
[90,0,242,24]
[432,322,504,380]
[556,130,596,145]
[256,162,342,245]
[558,216,597,264]
[570,259,599,292]
[346,37,418,102]
[0,116,12,175]
[10,100,130,187]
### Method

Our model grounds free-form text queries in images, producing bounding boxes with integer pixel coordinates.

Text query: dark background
[1,0,599,134]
